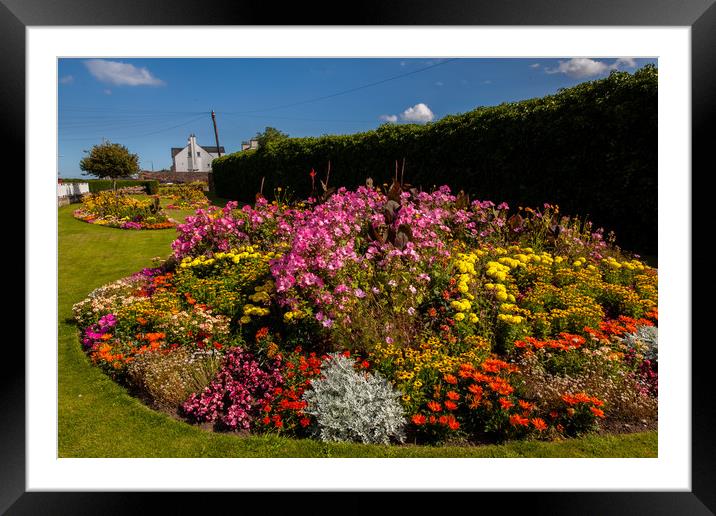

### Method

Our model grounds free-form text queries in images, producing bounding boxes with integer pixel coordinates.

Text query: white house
[171,134,225,172]
[241,139,259,152]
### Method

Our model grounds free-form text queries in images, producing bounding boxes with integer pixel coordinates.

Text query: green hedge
[212,66,657,255]
[60,179,159,195]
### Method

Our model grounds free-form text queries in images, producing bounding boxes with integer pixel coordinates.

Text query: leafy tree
[79,141,140,190]
[254,127,289,148]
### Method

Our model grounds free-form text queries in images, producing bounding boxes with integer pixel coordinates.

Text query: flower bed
[73,184,657,445]
[73,191,175,230]
[159,183,210,210]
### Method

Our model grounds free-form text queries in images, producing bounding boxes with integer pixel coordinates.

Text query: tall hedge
[213,66,657,255]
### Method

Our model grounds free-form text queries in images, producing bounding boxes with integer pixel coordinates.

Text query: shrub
[302,353,406,444]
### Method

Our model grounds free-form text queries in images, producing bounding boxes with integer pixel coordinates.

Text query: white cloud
[84,59,165,86]
[545,58,610,78]
[530,63,541,69]
[400,103,435,123]
[435,81,444,87]
[379,114,398,123]
[103,89,112,95]
[613,57,637,69]
[482,80,492,84]
[545,57,640,78]
[59,75,74,84]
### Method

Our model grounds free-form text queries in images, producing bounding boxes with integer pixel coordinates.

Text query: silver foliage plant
[302,353,406,445]
[621,325,658,362]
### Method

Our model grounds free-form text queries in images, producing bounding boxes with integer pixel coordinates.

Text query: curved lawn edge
[58,203,658,458]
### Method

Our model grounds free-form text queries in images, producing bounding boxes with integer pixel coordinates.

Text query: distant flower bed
[73,191,175,230]
[74,184,657,445]
[159,183,209,210]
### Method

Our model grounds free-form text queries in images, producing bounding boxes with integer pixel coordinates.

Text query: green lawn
[58,201,657,458]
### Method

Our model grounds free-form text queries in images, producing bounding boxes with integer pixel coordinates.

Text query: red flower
[309,168,316,179]
[444,400,458,411]
[262,416,270,425]
[299,417,311,427]
[446,391,460,401]
[427,401,442,412]
[447,417,460,430]
[412,414,427,425]
[498,398,514,410]
[256,327,269,340]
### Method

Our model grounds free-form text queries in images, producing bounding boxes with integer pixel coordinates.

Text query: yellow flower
[454,312,466,322]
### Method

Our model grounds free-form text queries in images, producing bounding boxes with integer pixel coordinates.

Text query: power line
[220,112,377,124]
[225,58,458,114]
[59,114,207,141]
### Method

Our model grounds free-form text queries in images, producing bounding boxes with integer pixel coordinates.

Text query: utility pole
[211,110,222,157]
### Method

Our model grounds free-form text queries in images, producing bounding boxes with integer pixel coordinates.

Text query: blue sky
[58,57,657,177]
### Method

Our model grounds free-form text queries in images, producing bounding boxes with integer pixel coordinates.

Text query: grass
[58,199,658,458]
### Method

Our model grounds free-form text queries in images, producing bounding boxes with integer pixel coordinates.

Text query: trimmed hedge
[60,179,159,195]
[213,66,657,255]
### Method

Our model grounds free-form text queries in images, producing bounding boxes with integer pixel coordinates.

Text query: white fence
[58,182,90,206]
[58,182,89,198]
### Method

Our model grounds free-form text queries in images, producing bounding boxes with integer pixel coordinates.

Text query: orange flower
[443,374,458,385]
[438,415,449,425]
[412,414,427,425]
[467,384,483,396]
[531,418,548,431]
[444,400,458,411]
[498,398,513,410]
[590,407,605,418]
[518,400,534,412]
[427,401,442,412]
[256,327,269,340]
[488,380,514,396]
[509,414,530,427]
[446,391,460,401]
[100,333,113,341]
[447,417,460,431]
[471,372,491,383]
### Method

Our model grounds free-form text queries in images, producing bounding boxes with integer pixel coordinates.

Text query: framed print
[7,0,713,512]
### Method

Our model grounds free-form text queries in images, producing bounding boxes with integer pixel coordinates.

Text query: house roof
[171,145,225,158]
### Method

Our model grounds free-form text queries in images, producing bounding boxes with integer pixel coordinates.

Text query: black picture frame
[7,0,711,513]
